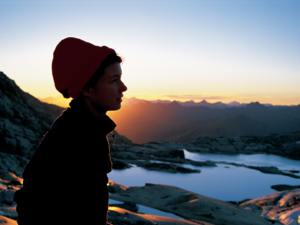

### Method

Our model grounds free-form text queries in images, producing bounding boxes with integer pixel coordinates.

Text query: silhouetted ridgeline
[110,99,300,143]
[0,71,64,158]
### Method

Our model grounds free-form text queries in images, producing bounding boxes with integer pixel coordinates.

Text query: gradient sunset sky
[1,0,299,105]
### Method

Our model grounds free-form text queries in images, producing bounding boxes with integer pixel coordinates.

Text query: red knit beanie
[52,37,116,99]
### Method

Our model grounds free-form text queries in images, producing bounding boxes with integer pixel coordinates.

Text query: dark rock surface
[108,181,281,225]
[112,159,132,170]
[110,143,216,173]
[107,206,212,225]
[0,215,17,224]
[0,207,17,220]
[109,201,139,212]
[240,188,300,225]
[0,71,64,158]
[128,160,200,173]
[217,162,300,179]
[271,184,300,191]
[189,132,300,159]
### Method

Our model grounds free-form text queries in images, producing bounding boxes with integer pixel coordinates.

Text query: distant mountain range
[39,95,295,109]
[109,99,300,143]
[122,97,295,109]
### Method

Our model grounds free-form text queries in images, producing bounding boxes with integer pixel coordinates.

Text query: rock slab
[108,181,280,225]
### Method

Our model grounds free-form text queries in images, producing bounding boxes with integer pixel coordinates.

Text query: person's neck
[83,99,107,121]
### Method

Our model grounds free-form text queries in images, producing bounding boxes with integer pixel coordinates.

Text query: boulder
[218,162,300,179]
[152,149,185,159]
[0,191,15,206]
[217,146,236,153]
[0,153,28,177]
[112,158,132,170]
[112,152,139,160]
[109,201,139,212]
[109,181,278,225]
[108,206,213,225]
[0,207,17,220]
[0,172,22,184]
[240,188,300,225]
[126,161,200,173]
[0,215,17,225]
[189,130,300,158]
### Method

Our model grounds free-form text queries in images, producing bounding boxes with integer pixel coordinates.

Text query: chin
[109,105,121,111]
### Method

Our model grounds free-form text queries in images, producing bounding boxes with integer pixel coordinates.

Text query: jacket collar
[52,99,116,136]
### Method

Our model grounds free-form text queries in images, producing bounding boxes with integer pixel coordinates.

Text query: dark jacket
[14,99,116,225]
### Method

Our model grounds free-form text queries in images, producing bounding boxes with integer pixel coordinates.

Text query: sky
[1,0,299,106]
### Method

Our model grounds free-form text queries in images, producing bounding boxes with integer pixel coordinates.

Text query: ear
[81,86,94,98]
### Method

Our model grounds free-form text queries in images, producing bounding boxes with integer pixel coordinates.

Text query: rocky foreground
[108,181,300,225]
[0,170,299,225]
[0,71,300,224]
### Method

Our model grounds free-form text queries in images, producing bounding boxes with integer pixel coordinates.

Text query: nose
[120,81,127,92]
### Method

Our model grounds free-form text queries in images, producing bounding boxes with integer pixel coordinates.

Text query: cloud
[164,95,227,100]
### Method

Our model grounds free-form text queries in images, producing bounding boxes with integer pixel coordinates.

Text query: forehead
[102,62,122,78]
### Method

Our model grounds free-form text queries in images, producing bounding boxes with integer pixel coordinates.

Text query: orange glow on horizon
[38,93,299,108]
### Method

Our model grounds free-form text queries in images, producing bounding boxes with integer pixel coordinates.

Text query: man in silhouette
[14,37,127,225]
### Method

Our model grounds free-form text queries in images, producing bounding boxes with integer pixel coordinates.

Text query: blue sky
[1,0,299,105]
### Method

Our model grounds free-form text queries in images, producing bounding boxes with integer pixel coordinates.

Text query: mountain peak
[171,100,180,104]
[246,101,267,109]
[169,100,181,107]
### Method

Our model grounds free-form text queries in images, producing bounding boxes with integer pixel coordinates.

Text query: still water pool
[109,151,300,202]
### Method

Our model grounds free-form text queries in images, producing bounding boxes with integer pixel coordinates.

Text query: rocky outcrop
[0,206,212,225]
[0,208,17,220]
[189,132,300,159]
[0,215,17,225]
[110,143,216,173]
[271,184,300,191]
[240,188,300,225]
[108,207,213,225]
[217,162,300,179]
[108,181,281,225]
[0,71,64,158]
[0,171,22,209]
[127,160,200,173]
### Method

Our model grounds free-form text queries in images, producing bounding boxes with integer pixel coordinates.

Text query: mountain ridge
[39,95,298,109]
[109,99,300,143]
